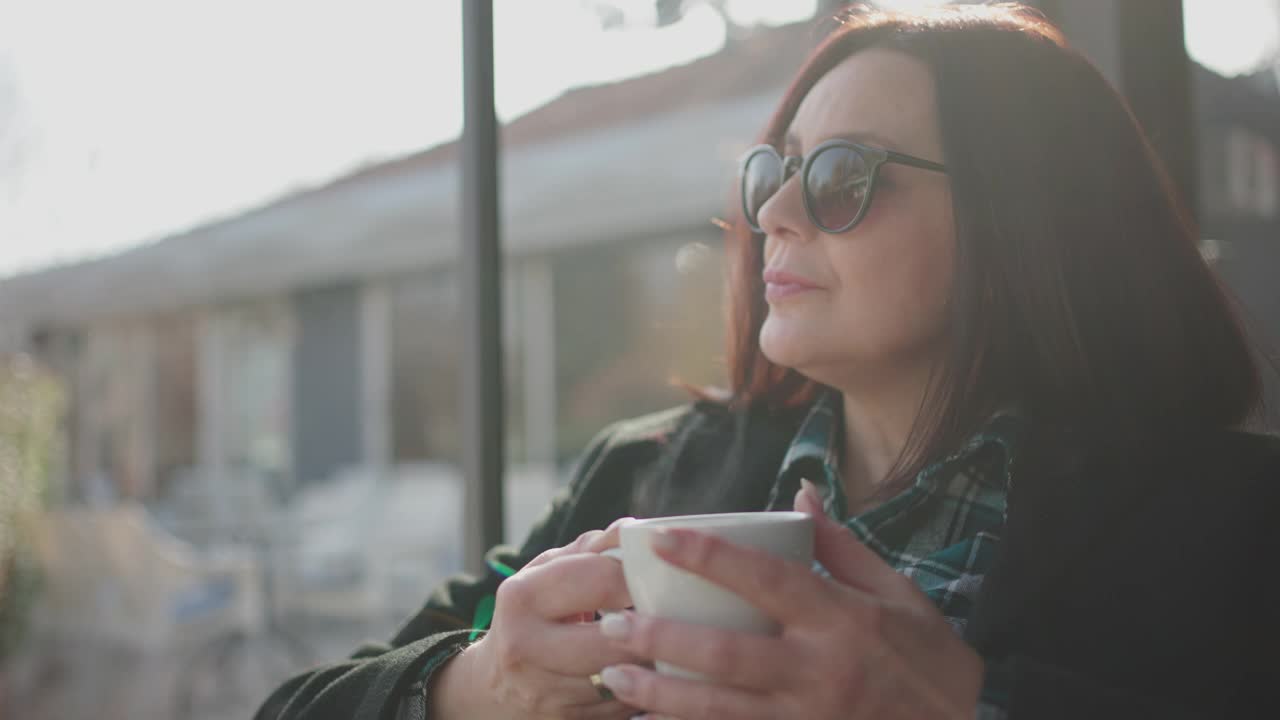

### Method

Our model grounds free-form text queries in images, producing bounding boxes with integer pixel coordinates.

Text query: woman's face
[757,48,955,388]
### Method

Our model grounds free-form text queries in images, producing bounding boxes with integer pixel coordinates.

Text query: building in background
[0,16,1276,595]
[0,24,811,548]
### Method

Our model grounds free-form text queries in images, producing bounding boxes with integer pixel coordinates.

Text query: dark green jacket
[256,401,1280,719]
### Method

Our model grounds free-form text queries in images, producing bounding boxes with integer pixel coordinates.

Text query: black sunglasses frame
[739,139,947,235]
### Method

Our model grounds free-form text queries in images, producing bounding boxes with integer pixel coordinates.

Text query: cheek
[901,243,954,322]
[831,225,955,347]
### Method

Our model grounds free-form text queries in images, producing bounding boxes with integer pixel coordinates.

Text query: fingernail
[650,529,680,553]
[800,478,820,498]
[599,612,632,639]
[600,665,633,695]
[798,479,825,514]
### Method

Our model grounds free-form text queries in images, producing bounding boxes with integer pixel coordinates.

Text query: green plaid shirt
[765,392,1020,716]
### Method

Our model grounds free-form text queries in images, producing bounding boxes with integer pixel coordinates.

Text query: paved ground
[3,614,399,720]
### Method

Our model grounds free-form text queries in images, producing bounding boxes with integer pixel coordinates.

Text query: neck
[830,362,935,509]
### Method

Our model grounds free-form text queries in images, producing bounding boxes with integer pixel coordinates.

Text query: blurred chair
[270,462,466,623]
[161,464,279,549]
[23,503,261,653]
[152,466,317,719]
[270,464,388,620]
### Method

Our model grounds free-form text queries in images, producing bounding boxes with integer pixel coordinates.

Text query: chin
[759,319,823,371]
[760,317,890,387]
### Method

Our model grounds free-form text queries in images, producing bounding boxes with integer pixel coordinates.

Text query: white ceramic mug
[603,511,814,679]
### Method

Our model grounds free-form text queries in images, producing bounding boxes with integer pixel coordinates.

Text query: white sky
[0,0,1275,278]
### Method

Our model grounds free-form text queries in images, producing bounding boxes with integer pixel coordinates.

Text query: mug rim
[621,511,811,531]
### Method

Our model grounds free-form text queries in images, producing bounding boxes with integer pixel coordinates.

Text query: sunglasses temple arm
[884,151,946,172]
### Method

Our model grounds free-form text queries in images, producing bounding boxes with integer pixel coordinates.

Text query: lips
[763,268,823,302]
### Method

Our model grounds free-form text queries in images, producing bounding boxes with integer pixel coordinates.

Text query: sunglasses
[739,139,947,235]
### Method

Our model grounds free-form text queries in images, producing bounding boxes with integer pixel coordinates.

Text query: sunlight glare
[1183,0,1280,77]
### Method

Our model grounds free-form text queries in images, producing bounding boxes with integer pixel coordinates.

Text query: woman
[257,5,1278,719]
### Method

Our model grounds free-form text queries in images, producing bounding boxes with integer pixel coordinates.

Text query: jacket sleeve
[253,422,628,720]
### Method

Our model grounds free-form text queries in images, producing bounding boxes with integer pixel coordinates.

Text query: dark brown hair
[722,4,1262,491]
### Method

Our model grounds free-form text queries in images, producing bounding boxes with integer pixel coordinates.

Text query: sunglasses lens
[807,145,871,232]
[742,150,782,229]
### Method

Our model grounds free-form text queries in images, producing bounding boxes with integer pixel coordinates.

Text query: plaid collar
[767,392,1022,711]
[765,390,1023,634]
[769,390,1020,518]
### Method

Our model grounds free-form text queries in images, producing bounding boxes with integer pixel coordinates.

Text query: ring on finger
[588,672,614,701]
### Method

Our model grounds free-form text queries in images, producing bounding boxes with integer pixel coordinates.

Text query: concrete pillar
[520,258,558,472]
[133,323,158,498]
[361,281,393,477]
[196,310,227,488]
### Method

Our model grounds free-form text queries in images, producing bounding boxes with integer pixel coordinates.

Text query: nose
[756,168,809,245]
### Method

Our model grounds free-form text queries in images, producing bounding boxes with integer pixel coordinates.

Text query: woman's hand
[431,519,643,720]
[594,484,985,720]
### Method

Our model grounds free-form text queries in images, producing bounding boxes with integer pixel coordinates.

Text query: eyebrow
[784,131,901,152]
